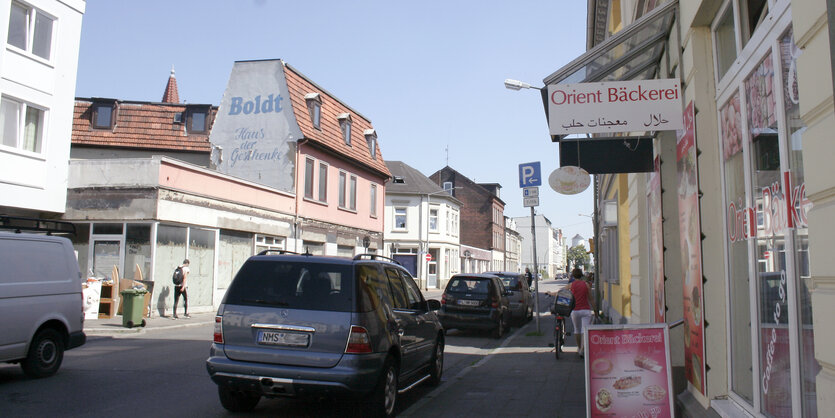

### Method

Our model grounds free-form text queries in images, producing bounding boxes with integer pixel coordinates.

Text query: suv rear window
[446,277,491,294]
[224,260,354,312]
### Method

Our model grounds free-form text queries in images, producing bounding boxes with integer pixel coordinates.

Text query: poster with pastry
[585,324,674,417]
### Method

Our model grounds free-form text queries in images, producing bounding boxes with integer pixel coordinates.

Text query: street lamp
[504,79,540,91]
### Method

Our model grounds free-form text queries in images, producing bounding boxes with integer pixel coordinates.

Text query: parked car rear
[485,271,533,323]
[438,274,511,338]
[206,252,444,417]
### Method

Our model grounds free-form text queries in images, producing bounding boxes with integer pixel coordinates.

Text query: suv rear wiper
[242,298,290,307]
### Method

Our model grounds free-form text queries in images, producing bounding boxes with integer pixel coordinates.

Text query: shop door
[427,249,439,288]
[92,239,123,280]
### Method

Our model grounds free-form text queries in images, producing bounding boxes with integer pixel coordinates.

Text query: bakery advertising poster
[676,101,706,395]
[585,324,673,418]
[648,155,664,323]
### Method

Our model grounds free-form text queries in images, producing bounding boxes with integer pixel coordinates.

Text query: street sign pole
[518,162,543,334]
[531,206,540,334]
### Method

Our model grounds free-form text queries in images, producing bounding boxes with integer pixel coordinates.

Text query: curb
[85,318,213,336]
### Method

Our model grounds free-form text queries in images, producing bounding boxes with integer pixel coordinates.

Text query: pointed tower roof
[161,66,179,103]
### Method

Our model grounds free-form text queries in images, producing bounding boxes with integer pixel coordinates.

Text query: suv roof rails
[0,215,76,236]
[256,249,301,256]
[353,253,402,266]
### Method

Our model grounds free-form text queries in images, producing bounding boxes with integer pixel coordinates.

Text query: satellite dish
[549,166,591,195]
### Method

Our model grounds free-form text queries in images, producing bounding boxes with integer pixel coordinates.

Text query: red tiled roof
[283,64,391,178]
[161,68,179,103]
[72,100,214,152]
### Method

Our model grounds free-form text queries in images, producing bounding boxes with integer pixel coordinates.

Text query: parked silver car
[485,271,534,324]
[206,252,444,417]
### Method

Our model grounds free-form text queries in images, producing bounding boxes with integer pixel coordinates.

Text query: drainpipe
[293,139,308,253]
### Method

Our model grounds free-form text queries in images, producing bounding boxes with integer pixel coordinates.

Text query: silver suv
[206,252,444,417]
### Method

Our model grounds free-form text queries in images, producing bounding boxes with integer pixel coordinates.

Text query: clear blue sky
[75,0,594,243]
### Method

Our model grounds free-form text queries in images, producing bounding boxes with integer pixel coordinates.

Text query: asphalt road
[0,310,536,417]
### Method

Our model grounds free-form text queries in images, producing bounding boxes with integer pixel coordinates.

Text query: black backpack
[172,266,184,286]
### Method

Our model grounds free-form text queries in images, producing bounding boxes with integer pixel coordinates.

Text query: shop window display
[778,29,818,418]
[188,227,216,308]
[720,91,754,403]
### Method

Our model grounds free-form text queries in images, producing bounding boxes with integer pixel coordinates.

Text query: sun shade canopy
[542,1,677,86]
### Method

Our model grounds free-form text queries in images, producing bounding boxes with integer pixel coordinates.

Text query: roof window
[91,99,117,130]
[364,129,377,160]
[305,93,321,129]
[338,113,352,145]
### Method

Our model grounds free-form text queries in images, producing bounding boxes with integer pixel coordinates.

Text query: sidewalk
[402,308,587,417]
[84,311,215,336]
[84,288,447,337]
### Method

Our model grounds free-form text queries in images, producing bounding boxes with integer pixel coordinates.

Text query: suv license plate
[257,330,310,347]
[458,299,480,306]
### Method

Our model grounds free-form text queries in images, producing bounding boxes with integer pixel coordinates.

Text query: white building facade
[384,161,461,290]
[0,0,85,216]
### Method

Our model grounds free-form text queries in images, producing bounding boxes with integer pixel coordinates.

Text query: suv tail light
[346,326,372,353]
[213,316,224,344]
[441,293,449,305]
[517,282,524,290]
[491,298,499,308]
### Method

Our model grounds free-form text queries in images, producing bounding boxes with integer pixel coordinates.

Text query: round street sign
[425,253,432,262]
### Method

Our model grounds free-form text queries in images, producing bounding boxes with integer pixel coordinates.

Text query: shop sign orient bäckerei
[547,79,683,136]
[210,60,303,193]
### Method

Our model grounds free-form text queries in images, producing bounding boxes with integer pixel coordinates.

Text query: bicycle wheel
[554,319,561,359]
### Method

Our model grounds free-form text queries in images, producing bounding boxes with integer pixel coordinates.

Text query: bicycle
[554,313,567,359]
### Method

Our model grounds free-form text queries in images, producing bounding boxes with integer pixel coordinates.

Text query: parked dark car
[485,271,533,323]
[206,252,444,417]
[439,274,512,338]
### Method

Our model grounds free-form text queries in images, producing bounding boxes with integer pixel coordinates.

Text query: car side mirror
[427,299,441,311]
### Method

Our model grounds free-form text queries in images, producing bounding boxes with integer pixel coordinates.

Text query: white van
[0,227,86,378]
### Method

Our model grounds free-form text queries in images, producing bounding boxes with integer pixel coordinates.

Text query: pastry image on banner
[676,101,706,395]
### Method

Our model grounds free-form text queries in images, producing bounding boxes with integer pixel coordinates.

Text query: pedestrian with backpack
[569,268,594,357]
[172,259,190,319]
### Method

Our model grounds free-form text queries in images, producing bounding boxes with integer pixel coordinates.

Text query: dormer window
[186,105,211,134]
[364,129,377,160]
[305,93,321,129]
[91,100,117,129]
[338,113,352,145]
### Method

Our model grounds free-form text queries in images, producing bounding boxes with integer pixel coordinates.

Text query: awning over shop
[543,0,677,87]
[540,0,678,172]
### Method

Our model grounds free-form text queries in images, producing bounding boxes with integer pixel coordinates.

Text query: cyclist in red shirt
[569,268,594,357]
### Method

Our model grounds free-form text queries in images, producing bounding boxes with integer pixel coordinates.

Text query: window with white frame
[394,208,407,230]
[305,93,321,129]
[338,113,352,145]
[600,226,619,284]
[429,208,438,232]
[443,182,453,193]
[338,171,347,208]
[7,1,54,61]
[255,235,285,253]
[318,162,328,202]
[1,96,44,153]
[370,184,377,217]
[304,158,315,199]
[349,175,357,211]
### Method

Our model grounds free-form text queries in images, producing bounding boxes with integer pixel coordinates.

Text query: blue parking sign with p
[518,162,542,188]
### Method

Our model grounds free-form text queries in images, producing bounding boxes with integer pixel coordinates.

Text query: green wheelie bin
[120,288,148,328]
